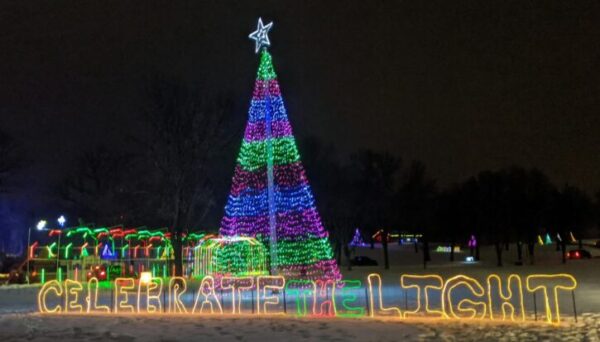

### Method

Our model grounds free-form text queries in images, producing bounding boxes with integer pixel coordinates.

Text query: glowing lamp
[465,256,475,263]
[36,220,47,231]
[57,215,66,227]
[140,272,152,284]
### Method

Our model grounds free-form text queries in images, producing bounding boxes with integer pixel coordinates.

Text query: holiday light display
[401,274,445,317]
[349,228,367,247]
[486,274,525,321]
[221,276,254,314]
[38,272,578,324]
[28,226,206,282]
[192,276,223,314]
[441,275,487,319]
[193,236,268,278]
[219,20,341,281]
[526,274,577,324]
[367,273,402,317]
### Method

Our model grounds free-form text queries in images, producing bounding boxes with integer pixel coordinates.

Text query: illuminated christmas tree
[219,18,341,281]
[349,228,367,247]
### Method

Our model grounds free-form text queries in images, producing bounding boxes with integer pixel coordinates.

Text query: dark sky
[1,0,599,204]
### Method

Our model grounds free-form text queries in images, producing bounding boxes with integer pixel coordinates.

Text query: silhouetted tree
[352,150,401,270]
[396,160,437,266]
[59,145,135,224]
[137,78,233,276]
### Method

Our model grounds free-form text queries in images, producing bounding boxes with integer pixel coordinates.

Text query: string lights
[219,49,341,281]
[37,273,577,324]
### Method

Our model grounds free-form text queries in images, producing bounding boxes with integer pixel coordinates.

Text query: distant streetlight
[36,220,47,231]
[57,215,66,227]
[29,220,49,284]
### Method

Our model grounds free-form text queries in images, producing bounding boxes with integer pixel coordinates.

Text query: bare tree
[352,150,401,270]
[59,145,135,224]
[138,79,233,276]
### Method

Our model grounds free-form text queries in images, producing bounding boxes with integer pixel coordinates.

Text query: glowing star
[248,17,273,53]
[57,215,66,227]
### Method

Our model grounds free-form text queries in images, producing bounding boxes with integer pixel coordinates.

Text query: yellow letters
[526,274,577,324]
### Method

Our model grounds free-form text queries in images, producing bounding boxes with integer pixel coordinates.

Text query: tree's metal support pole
[265,72,278,275]
[572,290,578,323]
[533,293,537,321]
[364,287,370,316]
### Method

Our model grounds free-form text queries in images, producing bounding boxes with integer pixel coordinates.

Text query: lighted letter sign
[37,273,577,325]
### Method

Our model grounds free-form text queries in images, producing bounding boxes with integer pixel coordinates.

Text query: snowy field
[0,312,598,341]
[0,243,599,341]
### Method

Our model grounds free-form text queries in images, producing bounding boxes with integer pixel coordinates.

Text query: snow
[0,313,597,341]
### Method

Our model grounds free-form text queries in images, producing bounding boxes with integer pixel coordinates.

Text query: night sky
[1,1,599,231]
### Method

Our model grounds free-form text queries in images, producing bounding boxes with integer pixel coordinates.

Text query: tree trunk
[335,239,342,266]
[382,229,389,270]
[423,240,430,269]
[414,240,419,253]
[173,230,183,276]
[561,239,567,264]
[495,241,503,267]
[516,241,523,262]
[449,237,455,262]
[343,244,352,271]
[527,241,535,265]
[578,237,583,250]
[475,244,480,261]
[171,191,183,277]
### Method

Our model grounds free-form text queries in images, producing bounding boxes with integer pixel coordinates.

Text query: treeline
[300,138,600,268]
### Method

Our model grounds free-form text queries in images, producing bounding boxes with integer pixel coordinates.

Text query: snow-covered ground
[0,243,598,341]
[0,313,598,341]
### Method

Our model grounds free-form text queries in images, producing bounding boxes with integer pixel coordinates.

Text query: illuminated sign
[38,273,577,325]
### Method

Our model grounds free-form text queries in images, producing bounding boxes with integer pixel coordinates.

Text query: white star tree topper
[249,18,273,53]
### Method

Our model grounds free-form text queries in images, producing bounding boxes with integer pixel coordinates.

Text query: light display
[367,273,402,317]
[168,277,188,313]
[64,279,84,313]
[332,280,365,317]
[114,278,135,313]
[441,275,487,319]
[29,226,206,282]
[401,274,444,317]
[137,277,162,313]
[219,32,341,281]
[86,277,110,313]
[435,246,461,253]
[545,233,553,245]
[313,279,335,317]
[256,276,285,314]
[248,18,273,54]
[192,276,223,314]
[38,273,577,324]
[526,274,577,324]
[349,228,367,247]
[486,274,525,321]
[468,235,477,248]
[193,236,268,278]
[221,276,254,314]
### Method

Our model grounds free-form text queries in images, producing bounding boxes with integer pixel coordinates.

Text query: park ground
[1,243,599,341]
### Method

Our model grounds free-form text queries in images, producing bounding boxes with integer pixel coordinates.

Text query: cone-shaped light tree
[349,228,367,247]
[219,19,341,281]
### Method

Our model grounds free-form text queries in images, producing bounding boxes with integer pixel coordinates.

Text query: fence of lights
[38,272,577,325]
[28,226,212,281]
